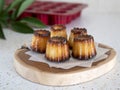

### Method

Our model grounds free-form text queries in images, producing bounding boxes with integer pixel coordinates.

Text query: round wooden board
[14,44,117,86]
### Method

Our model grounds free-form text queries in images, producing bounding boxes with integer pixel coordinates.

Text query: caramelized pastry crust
[31,30,50,53]
[45,36,70,62]
[69,28,87,49]
[50,24,67,39]
[72,35,97,60]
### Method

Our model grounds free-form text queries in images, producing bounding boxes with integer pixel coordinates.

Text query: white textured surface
[0,11,120,90]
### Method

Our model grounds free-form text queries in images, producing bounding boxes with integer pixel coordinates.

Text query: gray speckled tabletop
[0,12,120,90]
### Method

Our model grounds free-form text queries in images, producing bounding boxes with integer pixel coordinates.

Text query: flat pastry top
[34,30,50,37]
[48,36,67,44]
[71,28,87,34]
[51,24,66,31]
[74,35,94,41]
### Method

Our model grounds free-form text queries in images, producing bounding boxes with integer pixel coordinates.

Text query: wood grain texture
[14,44,117,86]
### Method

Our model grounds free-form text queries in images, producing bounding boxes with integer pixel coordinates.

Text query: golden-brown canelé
[45,36,70,62]
[31,30,50,53]
[72,35,96,60]
[69,28,87,49]
[50,24,67,39]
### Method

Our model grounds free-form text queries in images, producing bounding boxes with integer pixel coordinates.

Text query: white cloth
[25,43,110,69]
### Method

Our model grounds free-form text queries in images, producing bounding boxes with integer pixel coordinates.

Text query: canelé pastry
[50,24,67,39]
[31,30,50,53]
[72,35,96,60]
[45,36,70,62]
[69,28,87,49]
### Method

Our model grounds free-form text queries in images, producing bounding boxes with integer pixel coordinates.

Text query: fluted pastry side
[72,35,97,60]
[45,36,70,62]
[31,30,50,53]
[50,24,67,39]
[69,28,87,49]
